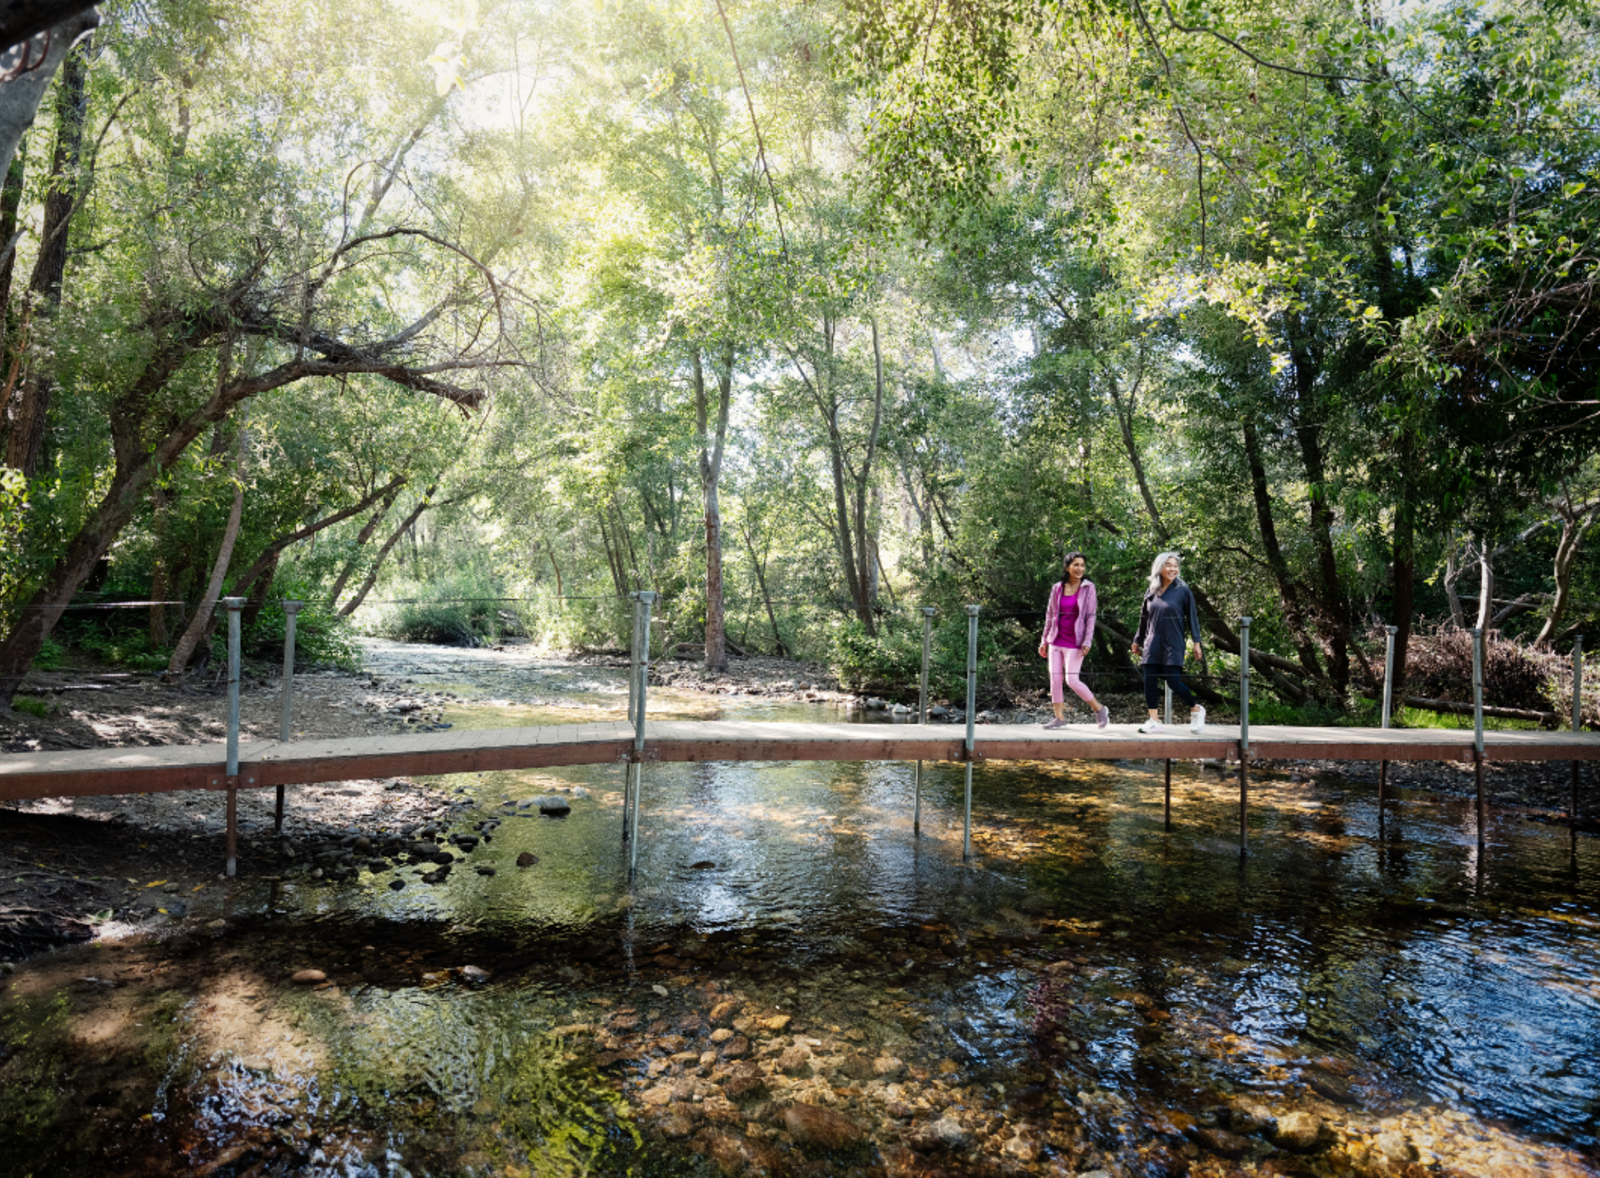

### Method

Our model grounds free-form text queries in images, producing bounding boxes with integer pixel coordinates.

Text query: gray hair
[1146,551,1181,595]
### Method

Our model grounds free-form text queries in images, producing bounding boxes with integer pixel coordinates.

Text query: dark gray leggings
[1142,663,1196,710]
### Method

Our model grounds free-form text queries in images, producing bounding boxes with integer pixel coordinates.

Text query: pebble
[913,1115,970,1151]
[457,965,492,984]
[516,852,538,867]
[291,969,327,985]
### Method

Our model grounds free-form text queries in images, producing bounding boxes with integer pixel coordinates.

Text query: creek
[1,639,1596,1177]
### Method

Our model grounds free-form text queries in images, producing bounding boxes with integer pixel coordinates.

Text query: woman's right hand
[1130,643,1142,658]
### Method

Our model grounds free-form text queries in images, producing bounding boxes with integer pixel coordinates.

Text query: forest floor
[0,649,1592,966]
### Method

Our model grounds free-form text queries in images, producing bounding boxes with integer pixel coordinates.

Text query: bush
[1404,628,1549,712]
[364,567,517,648]
[244,597,358,670]
[831,610,1009,701]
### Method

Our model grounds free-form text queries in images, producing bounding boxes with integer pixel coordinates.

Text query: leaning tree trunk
[337,485,437,617]
[2,36,89,476]
[166,398,246,679]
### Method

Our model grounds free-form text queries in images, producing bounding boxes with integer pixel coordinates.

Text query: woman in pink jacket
[1037,551,1111,729]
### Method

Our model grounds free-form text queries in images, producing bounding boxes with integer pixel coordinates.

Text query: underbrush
[362,568,524,647]
[831,613,1008,700]
[243,596,358,670]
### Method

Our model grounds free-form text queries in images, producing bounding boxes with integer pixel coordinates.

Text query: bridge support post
[1379,624,1396,821]
[963,605,978,860]
[1572,636,1584,830]
[275,600,302,835]
[1473,626,1486,849]
[1238,617,1251,855]
[623,596,644,844]
[224,597,244,877]
[1164,680,1172,831]
[629,591,657,875]
[915,606,934,837]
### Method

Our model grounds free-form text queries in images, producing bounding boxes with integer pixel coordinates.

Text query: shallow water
[2,641,1597,1176]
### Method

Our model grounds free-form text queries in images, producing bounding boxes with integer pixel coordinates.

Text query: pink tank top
[1053,591,1080,648]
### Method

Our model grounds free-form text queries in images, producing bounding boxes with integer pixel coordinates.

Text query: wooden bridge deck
[3,721,1599,801]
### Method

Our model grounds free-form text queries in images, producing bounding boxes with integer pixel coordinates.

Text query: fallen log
[1399,695,1563,726]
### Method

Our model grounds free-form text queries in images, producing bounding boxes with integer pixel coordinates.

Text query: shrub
[1403,628,1551,712]
[245,598,358,670]
[12,696,50,718]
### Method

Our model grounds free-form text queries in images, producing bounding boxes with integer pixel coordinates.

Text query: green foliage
[366,566,516,648]
[31,638,64,671]
[246,598,359,671]
[11,696,51,718]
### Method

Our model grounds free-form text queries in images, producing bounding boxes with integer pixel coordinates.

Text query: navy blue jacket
[1134,579,1202,665]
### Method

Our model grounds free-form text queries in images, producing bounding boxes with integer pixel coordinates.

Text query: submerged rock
[781,1103,866,1152]
[1270,1110,1328,1152]
[291,969,327,984]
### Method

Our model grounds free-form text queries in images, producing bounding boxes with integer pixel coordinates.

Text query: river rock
[1375,1129,1415,1162]
[291,969,327,984]
[475,865,495,876]
[710,1028,734,1043]
[658,1109,694,1138]
[1270,1110,1328,1152]
[458,965,492,984]
[1195,1126,1250,1156]
[516,851,538,867]
[537,796,571,815]
[777,1046,812,1074]
[723,1061,766,1100]
[912,1115,971,1151]
[873,1055,906,1080]
[708,999,740,1025]
[388,878,406,890]
[781,1103,867,1152]
[1226,1102,1276,1136]
[719,1034,749,1059]
[757,1014,791,1032]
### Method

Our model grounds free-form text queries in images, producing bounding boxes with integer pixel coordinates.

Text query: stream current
[1,639,1597,1177]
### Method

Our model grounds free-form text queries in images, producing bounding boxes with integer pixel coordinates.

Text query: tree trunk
[740,515,788,658]
[1390,461,1417,696]
[167,387,245,680]
[324,483,401,606]
[0,9,98,182]
[3,36,89,477]
[1535,500,1600,647]
[1242,417,1324,680]
[1474,536,1494,633]
[338,485,437,617]
[233,474,407,602]
[695,345,734,672]
[0,134,26,351]
[853,317,885,620]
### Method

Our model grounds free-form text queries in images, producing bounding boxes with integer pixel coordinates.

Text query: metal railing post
[963,605,979,860]
[629,591,657,874]
[224,597,245,877]
[1472,626,1486,848]
[1572,636,1584,827]
[1163,678,1173,830]
[623,594,643,844]
[1238,616,1252,854]
[274,600,302,835]
[1379,623,1396,816]
[916,606,935,837]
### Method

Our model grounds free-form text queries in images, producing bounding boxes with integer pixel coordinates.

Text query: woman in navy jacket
[1131,551,1206,733]
[1037,551,1111,729]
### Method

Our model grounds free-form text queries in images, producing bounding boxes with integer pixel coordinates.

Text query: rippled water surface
[2,640,1597,1177]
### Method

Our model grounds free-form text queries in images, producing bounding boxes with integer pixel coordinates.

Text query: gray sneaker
[1095,705,1109,729]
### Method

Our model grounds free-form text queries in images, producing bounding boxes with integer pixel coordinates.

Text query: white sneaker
[1190,706,1207,733]
[1138,718,1164,734]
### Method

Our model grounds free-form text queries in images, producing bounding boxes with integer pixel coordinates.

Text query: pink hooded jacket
[1040,580,1098,649]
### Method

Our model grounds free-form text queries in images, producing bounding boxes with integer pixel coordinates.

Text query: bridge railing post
[629,590,656,875]
[915,606,935,836]
[1473,625,1486,848]
[1163,678,1172,831]
[1379,623,1397,815]
[1238,616,1251,855]
[963,604,978,860]
[1572,635,1584,827]
[623,594,643,844]
[224,597,245,877]
[275,600,302,835]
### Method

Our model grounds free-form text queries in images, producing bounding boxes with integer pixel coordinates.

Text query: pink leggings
[1049,645,1095,706]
